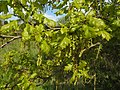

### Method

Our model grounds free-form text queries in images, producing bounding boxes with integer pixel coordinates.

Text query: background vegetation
[0,0,120,90]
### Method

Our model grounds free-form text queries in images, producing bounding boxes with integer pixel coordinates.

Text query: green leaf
[86,10,96,16]
[83,25,91,38]
[30,73,37,79]
[33,13,44,23]
[22,24,31,41]
[112,19,120,27]
[48,20,56,27]
[102,31,111,41]
[98,31,111,41]
[47,60,53,66]
[79,60,87,69]
[35,34,42,42]
[73,0,85,9]
[45,31,53,37]
[29,25,35,34]
[79,69,90,78]
[43,18,48,24]
[40,0,48,4]
[61,27,68,34]
[1,24,11,32]
[0,1,8,13]
[35,24,44,33]
[60,36,71,49]
[64,64,72,71]
[20,0,27,5]
[70,70,78,84]
[56,10,64,15]
[37,55,42,66]
[89,17,106,28]
[44,18,56,27]
[85,29,91,38]
[41,40,50,54]
[0,21,18,33]
[7,0,12,3]
[79,49,85,57]
[0,14,12,19]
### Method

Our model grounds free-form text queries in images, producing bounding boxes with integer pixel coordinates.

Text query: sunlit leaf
[30,73,37,79]
[98,31,111,41]
[60,27,68,34]
[40,0,48,4]
[40,40,50,54]
[22,24,31,41]
[35,34,42,42]
[45,31,53,37]
[47,60,53,66]
[37,55,42,66]
[60,36,71,49]
[44,18,56,27]
[35,24,44,33]
[0,14,12,19]
[112,19,120,27]
[20,0,27,5]
[64,64,72,71]
[33,13,44,23]
[0,20,18,33]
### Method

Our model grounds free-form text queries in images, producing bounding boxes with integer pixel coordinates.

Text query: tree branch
[0,35,19,38]
[79,42,100,57]
[13,14,32,25]
[0,36,21,49]
[88,42,100,49]
[18,1,29,12]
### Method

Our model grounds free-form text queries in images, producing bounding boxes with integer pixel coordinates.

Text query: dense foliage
[0,0,120,90]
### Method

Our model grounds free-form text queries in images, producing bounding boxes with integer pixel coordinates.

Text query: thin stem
[0,36,21,49]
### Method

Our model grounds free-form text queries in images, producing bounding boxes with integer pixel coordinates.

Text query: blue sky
[6,6,64,21]
[6,4,65,21]
[44,0,110,21]
[44,9,65,21]
[37,0,110,21]
[6,0,110,21]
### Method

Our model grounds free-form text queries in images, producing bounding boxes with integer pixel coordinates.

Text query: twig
[88,42,100,50]
[0,36,21,49]
[18,1,29,12]
[46,28,61,31]
[0,35,19,38]
[13,14,32,25]
[79,42,100,57]
[86,73,96,84]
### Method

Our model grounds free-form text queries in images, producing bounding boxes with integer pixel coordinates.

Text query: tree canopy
[0,0,120,90]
